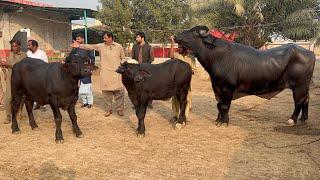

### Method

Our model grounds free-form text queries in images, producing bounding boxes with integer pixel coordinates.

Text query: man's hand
[70,40,80,48]
[0,59,8,68]
[2,67,6,80]
[169,35,175,44]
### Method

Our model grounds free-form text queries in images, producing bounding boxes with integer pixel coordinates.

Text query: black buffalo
[116,60,192,136]
[11,53,95,143]
[175,25,315,126]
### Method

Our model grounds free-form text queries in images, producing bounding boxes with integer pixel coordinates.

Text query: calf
[116,60,192,136]
[11,54,95,143]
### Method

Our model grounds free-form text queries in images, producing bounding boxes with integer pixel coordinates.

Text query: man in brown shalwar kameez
[72,32,125,117]
[0,39,27,123]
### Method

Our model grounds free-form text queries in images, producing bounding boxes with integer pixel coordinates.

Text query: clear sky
[34,0,100,10]
[34,0,101,25]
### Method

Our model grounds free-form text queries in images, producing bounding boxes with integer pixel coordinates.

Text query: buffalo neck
[191,42,215,74]
[61,66,80,85]
[121,76,138,95]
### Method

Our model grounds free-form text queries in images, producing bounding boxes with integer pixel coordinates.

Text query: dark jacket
[132,43,154,64]
[73,48,95,84]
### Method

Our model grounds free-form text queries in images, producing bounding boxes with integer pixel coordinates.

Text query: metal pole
[84,10,88,44]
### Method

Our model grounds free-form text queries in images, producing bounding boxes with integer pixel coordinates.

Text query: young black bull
[116,60,192,136]
[175,26,315,127]
[11,54,96,143]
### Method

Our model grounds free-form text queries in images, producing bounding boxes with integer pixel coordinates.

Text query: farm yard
[0,59,319,179]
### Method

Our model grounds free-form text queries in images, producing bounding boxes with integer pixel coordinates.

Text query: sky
[34,0,101,25]
[34,0,100,10]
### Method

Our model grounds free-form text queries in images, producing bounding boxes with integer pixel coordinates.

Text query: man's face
[27,41,37,52]
[135,35,143,44]
[76,36,84,44]
[11,42,20,53]
[103,35,113,44]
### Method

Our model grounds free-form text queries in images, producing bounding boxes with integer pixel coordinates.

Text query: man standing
[71,32,125,117]
[27,40,48,63]
[131,32,154,64]
[0,67,5,108]
[74,33,95,108]
[169,35,196,121]
[0,40,27,124]
[131,31,154,108]
[27,39,48,111]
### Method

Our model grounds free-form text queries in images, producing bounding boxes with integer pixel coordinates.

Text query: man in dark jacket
[131,31,154,108]
[131,31,154,64]
[74,33,95,108]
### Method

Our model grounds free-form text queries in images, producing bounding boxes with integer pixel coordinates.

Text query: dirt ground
[0,59,319,180]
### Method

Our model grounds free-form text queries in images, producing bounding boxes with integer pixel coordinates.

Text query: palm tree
[194,0,319,48]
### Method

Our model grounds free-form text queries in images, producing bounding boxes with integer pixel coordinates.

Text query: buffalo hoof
[215,121,223,127]
[12,130,21,135]
[299,118,307,125]
[32,127,39,131]
[76,134,84,138]
[136,133,145,138]
[286,119,295,126]
[55,140,64,144]
[175,122,186,130]
[215,121,228,127]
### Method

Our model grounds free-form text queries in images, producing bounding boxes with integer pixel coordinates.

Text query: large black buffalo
[175,25,315,126]
[11,52,95,143]
[116,59,192,136]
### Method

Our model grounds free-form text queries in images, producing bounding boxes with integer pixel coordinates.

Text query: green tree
[131,0,192,43]
[97,0,192,44]
[195,0,319,48]
[96,0,133,46]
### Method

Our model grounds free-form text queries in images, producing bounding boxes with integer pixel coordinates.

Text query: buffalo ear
[115,66,125,74]
[199,29,209,37]
[122,61,129,67]
[202,35,216,46]
[198,26,210,37]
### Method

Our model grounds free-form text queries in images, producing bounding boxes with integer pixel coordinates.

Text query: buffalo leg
[175,89,188,129]
[25,99,38,130]
[300,97,309,123]
[289,86,309,125]
[49,103,64,143]
[68,104,83,138]
[299,88,309,123]
[11,93,22,134]
[216,110,221,124]
[216,89,234,127]
[290,103,303,124]
[216,102,231,126]
[136,103,147,137]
